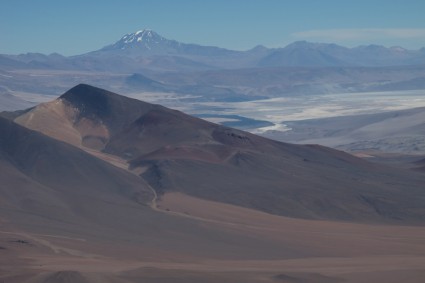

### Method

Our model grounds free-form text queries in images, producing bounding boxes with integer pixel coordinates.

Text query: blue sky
[1,0,425,55]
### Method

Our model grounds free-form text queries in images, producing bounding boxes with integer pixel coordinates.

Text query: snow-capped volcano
[100,29,170,53]
[119,29,166,48]
[96,29,236,57]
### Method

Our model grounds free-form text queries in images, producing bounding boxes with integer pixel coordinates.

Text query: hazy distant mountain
[258,41,349,67]
[259,41,425,67]
[0,55,27,69]
[125,73,170,92]
[4,52,70,69]
[11,84,425,223]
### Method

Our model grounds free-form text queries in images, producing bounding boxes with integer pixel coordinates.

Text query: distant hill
[264,107,425,154]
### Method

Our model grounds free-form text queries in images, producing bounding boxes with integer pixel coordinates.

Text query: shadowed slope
[0,116,154,226]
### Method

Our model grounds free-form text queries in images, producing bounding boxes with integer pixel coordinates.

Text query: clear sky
[1,0,425,55]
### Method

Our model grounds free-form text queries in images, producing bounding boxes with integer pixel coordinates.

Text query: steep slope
[14,84,166,150]
[13,84,425,223]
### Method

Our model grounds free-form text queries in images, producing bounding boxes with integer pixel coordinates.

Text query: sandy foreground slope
[1,192,425,283]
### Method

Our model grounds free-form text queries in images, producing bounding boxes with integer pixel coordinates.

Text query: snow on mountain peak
[135,29,152,36]
[390,46,407,52]
[98,29,177,53]
[119,29,163,45]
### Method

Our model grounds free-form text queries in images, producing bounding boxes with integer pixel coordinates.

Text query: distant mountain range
[2,29,425,72]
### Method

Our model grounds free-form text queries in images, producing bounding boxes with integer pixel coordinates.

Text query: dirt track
[2,192,425,283]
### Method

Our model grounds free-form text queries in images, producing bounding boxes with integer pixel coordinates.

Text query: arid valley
[2,2,425,282]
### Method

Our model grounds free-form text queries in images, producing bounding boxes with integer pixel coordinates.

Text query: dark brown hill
[12,84,425,223]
